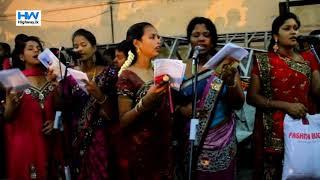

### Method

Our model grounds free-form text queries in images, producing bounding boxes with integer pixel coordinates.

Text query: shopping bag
[282,114,320,179]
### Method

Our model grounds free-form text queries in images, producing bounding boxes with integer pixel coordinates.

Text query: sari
[116,70,175,180]
[0,90,6,178]
[61,66,118,180]
[4,67,63,179]
[180,72,237,180]
[252,51,319,179]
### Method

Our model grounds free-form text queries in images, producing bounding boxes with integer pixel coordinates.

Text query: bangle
[97,95,107,105]
[266,99,270,108]
[134,98,145,113]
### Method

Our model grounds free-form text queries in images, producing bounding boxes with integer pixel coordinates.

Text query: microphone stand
[57,48,72,180]
[309,44,320,64]
[188,52,200,180]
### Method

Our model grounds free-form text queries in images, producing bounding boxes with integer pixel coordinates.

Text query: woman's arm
[118,83,168,128]
[225,72,245,110]
[247,74,307,119]
[3,89,22,121]
[311,70,320,98]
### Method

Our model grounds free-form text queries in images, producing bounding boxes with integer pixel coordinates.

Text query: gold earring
[273,39,279,53]
[137,47,141,55]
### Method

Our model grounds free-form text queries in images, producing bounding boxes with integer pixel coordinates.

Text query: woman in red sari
[3,35,63,179]
[116,22,174,180]
[247,12,320,179]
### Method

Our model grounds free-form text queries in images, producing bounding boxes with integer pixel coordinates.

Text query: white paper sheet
[68,68,89,94]
[203,43,249,69]
[0,68,30,91]
[38,48,67,81]
[153,59,186,90]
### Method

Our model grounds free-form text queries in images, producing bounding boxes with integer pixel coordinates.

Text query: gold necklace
[277,52,306,64]
[91,67,97,81]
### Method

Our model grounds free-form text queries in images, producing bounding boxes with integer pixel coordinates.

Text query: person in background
[103,48,115,66]
[60,28,118,179]
[116,22,175,180]
[176,17,244,180]
[247,12,320,179]
[11,34,28,70]
[0,42,11,70]
[308,29,320,61]
[3,35,64,179]
[113,40,129,68]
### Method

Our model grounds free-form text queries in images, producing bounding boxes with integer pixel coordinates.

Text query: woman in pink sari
[3,35,63,179]
[247,12,320,179]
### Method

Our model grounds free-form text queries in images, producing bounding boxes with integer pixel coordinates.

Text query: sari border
[196,75,224,146]
[255,53,283,151]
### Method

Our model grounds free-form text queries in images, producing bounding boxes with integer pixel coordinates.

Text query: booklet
[38,48,90,94]
[68,68,89,94]
[0,68,30,91]
[203,43,249,71]
[153,59,186,91]
[38,48,67,81]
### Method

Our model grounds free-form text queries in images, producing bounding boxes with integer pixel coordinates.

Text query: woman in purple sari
[60,29,118,179]
[178,17,245,179]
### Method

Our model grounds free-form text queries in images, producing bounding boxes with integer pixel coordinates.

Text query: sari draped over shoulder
[180,72,237,179]
[4,67,63,179]
[252,51,319,179]
[61,66,118,180]
[117,70,175,180]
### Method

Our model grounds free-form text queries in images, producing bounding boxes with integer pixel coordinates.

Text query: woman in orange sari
[247,12,320,179]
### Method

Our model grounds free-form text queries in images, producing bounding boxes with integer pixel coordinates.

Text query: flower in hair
[118,50,134,76]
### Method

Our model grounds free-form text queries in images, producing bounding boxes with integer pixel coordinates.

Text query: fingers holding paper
[5,88,24,105]
[3,88,24,120]
[216,56,239,86]
[81,79,105,101]
[42,120,54,135]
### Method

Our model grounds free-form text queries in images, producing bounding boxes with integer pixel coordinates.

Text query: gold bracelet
[266,99,270,108]
[134,98,145,113]
[97,95,107,105]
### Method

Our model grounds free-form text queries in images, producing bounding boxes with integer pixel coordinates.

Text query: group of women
[0,12,319,180]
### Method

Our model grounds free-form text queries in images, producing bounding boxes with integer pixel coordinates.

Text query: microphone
[192,45,204,59]
[297,35,320,42]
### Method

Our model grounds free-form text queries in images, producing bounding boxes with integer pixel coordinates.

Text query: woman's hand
[284,102,308,119]
[46,68,60,87]
[220,64,238,86]
[142,80,170,110]
[82,79,105,102]
[3,88,23,120]
[217,56,238,86]
[42,120,54,135]
[5,88,23,108]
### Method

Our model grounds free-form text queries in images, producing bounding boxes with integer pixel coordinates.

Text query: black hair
[126,22,154,65]
[115,40,130,58]
[186,17,218,50]
[0,42,11,58]
[72,28,104,65]
[11,35,44,70]
[268,12,301,51]
[310,29,320,36]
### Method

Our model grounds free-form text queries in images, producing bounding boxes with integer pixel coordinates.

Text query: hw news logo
[16,10,41,26]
